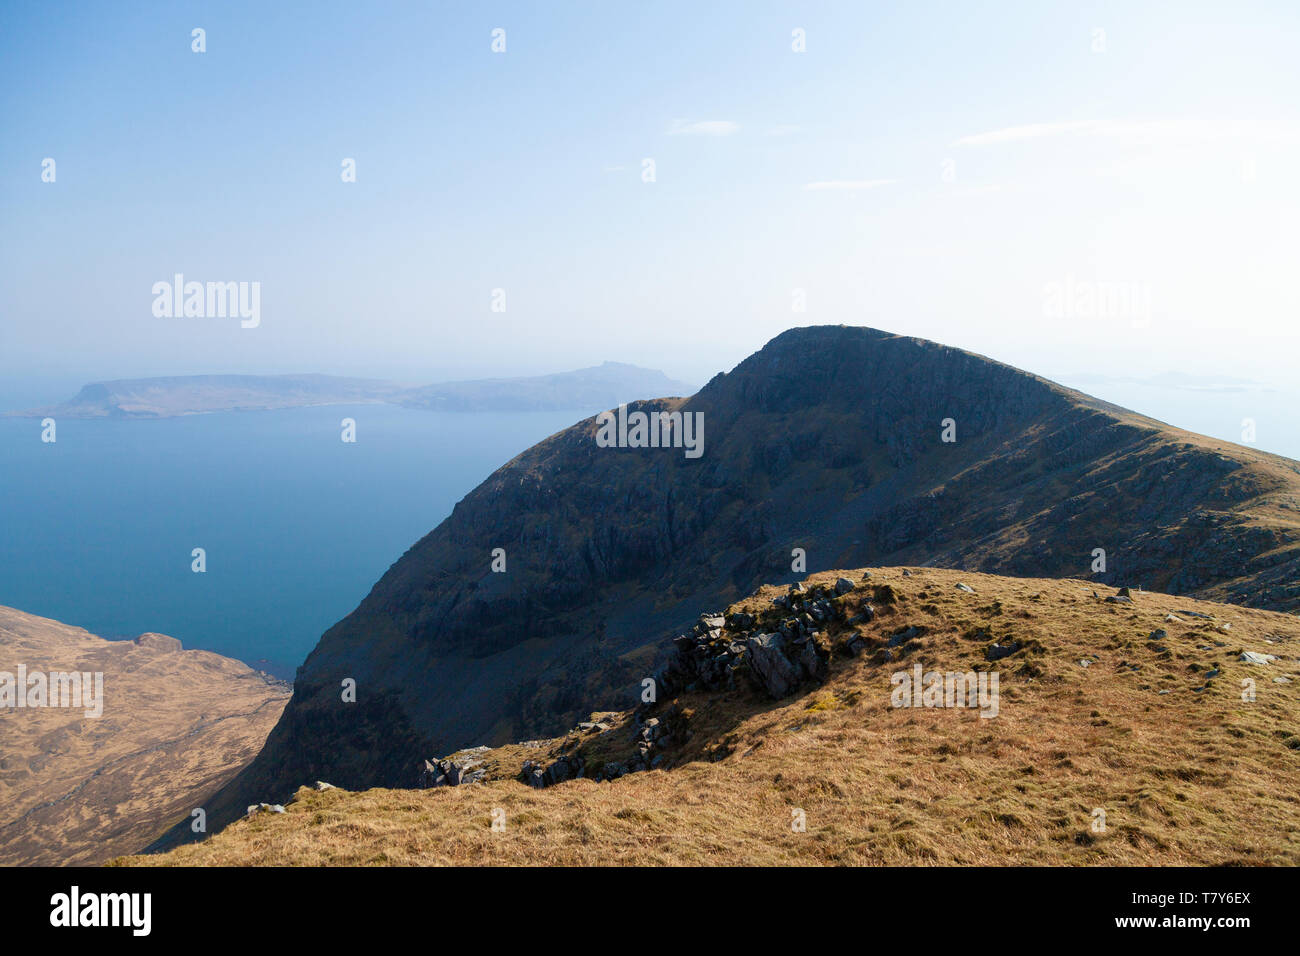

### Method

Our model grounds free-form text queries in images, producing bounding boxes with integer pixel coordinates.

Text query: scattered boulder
[986,641,1021,662]
[521,761,547,788]
[420,756,487,788]
[887,625,924,648]
[834,577,856,596]
[847,602,876,626]
[747,632,801,698]
[955,582,975,594]
[1240,652,1275,665]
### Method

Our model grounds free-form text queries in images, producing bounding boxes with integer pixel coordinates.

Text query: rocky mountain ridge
[161,325,1300,849]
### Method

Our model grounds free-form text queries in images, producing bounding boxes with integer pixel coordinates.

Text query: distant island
[7,362,697,419]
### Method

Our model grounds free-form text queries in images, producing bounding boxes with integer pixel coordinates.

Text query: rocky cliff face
[169,325,1300,846]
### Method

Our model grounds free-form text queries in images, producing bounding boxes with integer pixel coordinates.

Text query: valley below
[0,607,289,866]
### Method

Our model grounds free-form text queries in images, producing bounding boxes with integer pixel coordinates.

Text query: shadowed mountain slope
[161,325,1300,848]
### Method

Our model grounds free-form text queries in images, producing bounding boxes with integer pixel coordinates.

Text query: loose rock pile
[659,580,871,699]
[419,747,490,788]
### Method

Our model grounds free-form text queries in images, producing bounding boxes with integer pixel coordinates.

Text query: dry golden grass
[0,606,290,865]
[121,568,1300,866]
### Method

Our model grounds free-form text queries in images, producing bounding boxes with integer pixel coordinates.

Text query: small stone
[834,577,855,596]
[313,781,337,790]
[1149,629,1167,640]
[1078,659,1091,668]
[888,625,923,647]
[1240,651,1274,665]
[955,582,975,593]
[1274,677,1292,684]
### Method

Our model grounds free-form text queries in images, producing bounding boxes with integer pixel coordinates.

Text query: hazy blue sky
[3,1,1298,407]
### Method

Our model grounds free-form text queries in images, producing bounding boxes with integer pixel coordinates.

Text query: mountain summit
[166,325,1300,846]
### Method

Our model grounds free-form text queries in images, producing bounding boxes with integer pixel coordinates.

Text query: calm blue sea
[0,405,579,678]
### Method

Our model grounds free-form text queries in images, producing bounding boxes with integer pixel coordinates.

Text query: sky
[2,1,1299,418]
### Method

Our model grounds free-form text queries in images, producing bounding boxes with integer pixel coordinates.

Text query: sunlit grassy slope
[123,568,1300,866]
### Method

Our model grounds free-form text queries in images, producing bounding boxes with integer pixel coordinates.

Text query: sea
[0,404,579,678]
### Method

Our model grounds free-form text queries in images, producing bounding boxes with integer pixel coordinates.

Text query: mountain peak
[169,326,1300,848]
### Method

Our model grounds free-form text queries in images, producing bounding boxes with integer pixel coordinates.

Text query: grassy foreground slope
[126,568,1300,866]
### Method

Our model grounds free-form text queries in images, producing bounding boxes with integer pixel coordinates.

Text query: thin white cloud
[954,118,1300,147]
[952,183,1007,197]
[801,179,898,191]
[953,121,1101,146]
[667,119,740,136]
